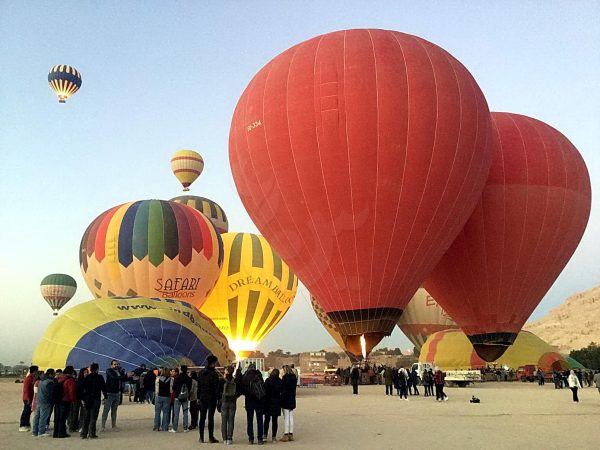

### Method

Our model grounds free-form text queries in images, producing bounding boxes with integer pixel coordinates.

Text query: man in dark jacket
[243,362,265,445]
[80,363,107,439]
[54,366,77,438]
[172,365,193,433]
[19,365,38,431]
[197,355,220,443]
[101,359,127,431]
[143,368,157,404]
[350,366,360,395]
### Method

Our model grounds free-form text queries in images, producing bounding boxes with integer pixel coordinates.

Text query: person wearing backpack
[243,362,266,445]
[220,365,238,445]
[280,365,297,442]
[171,364,193,432]
[153,368,172,431]
[263,368,283,442]
[197,354,221,443]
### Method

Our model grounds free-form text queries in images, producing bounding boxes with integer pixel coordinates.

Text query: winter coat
[568,374,582,389]
[264,375,283,417]
[38,376,54,405]
[434,370,445,385]
[350,367,360,383]
[197,367,220,402]
[384,368,393,385]
[81,372,107,404]
[60,375,77,402]
[397,370,408,387]
[243,369,265,409]
[172,373,193,399]
[143,370,156,391]
[105,367,126,394]
[22,373,35,402]
[280,373,297,411]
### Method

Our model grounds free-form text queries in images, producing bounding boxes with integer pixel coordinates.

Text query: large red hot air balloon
[425,112,592,362]
[229,29,492,357]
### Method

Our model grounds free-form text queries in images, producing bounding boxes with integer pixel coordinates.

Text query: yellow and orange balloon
[79,199,223,309]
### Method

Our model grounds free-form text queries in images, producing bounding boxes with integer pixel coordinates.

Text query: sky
[0,1,598,365]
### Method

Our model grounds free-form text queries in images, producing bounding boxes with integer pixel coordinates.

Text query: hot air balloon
[48,65,82,103]
[171,150,204,191]
[397,287,459,351]
[170,195,229,233]
[40,274,77,315]
[79,199,223,309]
[200,232,297,360]
[32,296,234,371]
[229,29,492,357]
[420,329,574,373]
[425,112,592,362]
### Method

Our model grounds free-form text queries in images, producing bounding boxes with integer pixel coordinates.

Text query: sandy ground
[1,379,599,449]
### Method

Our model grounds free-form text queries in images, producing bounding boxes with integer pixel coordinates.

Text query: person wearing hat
[197,355,220,443]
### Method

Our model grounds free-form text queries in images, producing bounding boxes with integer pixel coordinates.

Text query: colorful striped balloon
[40,274,77,315]
[201,233,297,359]
[32,297,234,372]
[171,149,204,191]
[79,200,223,309]
[170,195,229,234]
[48,65,82,103]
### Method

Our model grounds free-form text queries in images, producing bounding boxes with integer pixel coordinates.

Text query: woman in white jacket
[567,370,582,403]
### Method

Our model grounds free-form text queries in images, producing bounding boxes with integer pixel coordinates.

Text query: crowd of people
[18,355,299,445]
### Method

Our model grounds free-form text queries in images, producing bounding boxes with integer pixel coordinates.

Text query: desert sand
[1,379,599,449]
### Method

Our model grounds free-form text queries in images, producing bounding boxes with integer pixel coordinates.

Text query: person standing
[54,366,77,438]
[434,368,448,402]
[197,355,221,443]
[189,371,199,430]
[350,365,360,395]
[384,366,393,396]
[171,365,192,433]
[19,365,38,432]
[153,368,172,431]
[243,362,265,445]
[101,360,126,431]
[280,365,297,442]
[220,365,239,445]
[32,369,54,437]
[80,363,106,439]
[410,367,420,395]
[69,367,88,434]
[593,370,600,395]
[537,369,545,386]
[568,370,582,403]
[143,368,156,404]
[263,368,282,442]
[398,368,408,401]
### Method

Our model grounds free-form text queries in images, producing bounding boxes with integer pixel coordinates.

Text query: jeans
[154,396,170,431]
[68,401,81,432]
[101,392,120,428]
[80,399,101,438]
[245,404,263,441]
[32,403,51,435]
[199,399,217,440]
[264,414,278,438]
[385,384,393,395]
[283,409,294,434]
[20,400,32,427]
[53,402,70,437]
[145,390,155,404]
[435,384,446,400]
[172,399,189,431]
[220,400,236,441]
[351,382,358,394]
[399,385,408,399]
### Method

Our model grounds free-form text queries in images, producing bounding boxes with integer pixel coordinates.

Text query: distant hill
[525,284,600,353]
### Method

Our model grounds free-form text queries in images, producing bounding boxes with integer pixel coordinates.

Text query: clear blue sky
[1,1,598,365]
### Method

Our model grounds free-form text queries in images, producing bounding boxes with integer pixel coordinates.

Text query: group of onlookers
[376,365,448,402]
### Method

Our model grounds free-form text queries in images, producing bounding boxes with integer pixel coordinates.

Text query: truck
[412,362,481,387]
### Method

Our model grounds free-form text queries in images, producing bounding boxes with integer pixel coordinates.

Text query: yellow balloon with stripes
[171,149,204,191]
[48,65,82,103]
[200,232,298,359]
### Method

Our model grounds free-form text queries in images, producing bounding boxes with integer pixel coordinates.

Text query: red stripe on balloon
[173,168,201,174]
[194,209,213,260]
[425,329,446,364]
[170,203,193,266]
[94,206,120,262]
[171,156,203,162]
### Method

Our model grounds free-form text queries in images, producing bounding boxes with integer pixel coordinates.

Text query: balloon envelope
[229,28,492,356]
[48,65,82,103]
[170,195,228,234]
[32,296,234,371]
[171,150,204,191]
[425,113,592,361]
[397,287,459,351]
[420,329,573,372]
[80,199,223,309]
[40,273,77,315]
[200,232,297,359]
